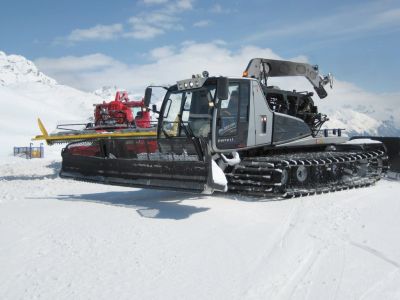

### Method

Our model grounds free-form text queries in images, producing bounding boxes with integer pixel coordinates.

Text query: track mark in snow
[333,245,346,300]
[278,201,301,249]
[284,247,326,299]
[359,269,400,300]
[349,241,400,269]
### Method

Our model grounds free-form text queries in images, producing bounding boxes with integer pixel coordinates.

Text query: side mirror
[314,86,328,99]
[152,104,159,114]
[144,87,152,107]
[217,77,229,100]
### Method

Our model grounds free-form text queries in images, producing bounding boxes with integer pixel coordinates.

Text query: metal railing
[13,143,44,159]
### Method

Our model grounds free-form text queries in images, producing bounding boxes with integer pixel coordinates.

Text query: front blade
[60,138,219,193]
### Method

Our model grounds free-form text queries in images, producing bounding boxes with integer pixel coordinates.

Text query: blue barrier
[13,143,44,159]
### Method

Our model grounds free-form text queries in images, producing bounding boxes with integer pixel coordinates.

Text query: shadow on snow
[16,160,281,219]
[55,189,211,220]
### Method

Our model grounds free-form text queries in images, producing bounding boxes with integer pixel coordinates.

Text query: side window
[181,92,192,122]
[162,93,183,137]
[187,89,213,137]
[219,83,240,136]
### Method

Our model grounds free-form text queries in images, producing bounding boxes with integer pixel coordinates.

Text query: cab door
[250,80,274,146]
[214,80,250,150]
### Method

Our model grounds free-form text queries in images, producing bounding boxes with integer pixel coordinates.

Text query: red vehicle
[67,91,157,156]
[91,91,151,129]
[33,90,158,157]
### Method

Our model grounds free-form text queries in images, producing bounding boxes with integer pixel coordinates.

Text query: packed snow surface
[1,157,400,299]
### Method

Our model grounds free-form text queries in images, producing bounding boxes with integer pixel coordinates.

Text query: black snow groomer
[61,58,394,197]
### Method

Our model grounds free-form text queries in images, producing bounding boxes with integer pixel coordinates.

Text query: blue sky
[1,0,400,93]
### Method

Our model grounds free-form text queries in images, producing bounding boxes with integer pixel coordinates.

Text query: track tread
[227,150,388,198]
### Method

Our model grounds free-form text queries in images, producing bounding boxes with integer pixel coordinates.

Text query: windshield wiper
[177,114,204,160]
[177,114,192,137]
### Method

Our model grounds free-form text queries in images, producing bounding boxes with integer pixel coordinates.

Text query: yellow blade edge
[32,118,51,145]
[32,117,157,145]
[33,130,157,143]
[38,118,49,136]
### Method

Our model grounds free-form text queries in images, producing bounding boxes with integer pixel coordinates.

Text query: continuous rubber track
[226,150,389,198]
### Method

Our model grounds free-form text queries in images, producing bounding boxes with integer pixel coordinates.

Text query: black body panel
[272,113,311,144]
[351,136,400,172]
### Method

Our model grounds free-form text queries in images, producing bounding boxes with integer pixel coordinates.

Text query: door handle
[261,115,267,133]
[217,117,221,127]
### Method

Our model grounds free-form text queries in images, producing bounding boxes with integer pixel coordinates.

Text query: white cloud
[124,0,191,39]
[35,42,400,126]
[210,3,231,14]
[193,20,211,27]
[35,42,278,91]
[174,0,193,10]
[374,8,400,24]
[211,4,222,13]
[66,24,123,42]
[54,0,193,43]
[35,54,120,72]
[124,22,164,39]
[141,0,193,9]
[149,46,175,59]
[245,2,400,42]
[34,54,122,89]
[142,0,168,4]
[125,12,182,39]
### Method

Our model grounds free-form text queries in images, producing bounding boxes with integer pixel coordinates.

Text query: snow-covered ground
[1,157,400,299]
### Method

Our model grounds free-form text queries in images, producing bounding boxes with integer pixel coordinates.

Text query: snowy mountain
[320,81,400,137]
[93,85,122,100]
[93,85,145,102]
[0,51,102,157]
[326,109,380,136]
[0,51,56,86]
[325,108,400,137]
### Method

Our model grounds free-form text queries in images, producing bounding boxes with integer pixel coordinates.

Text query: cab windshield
[161,85,216,138]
